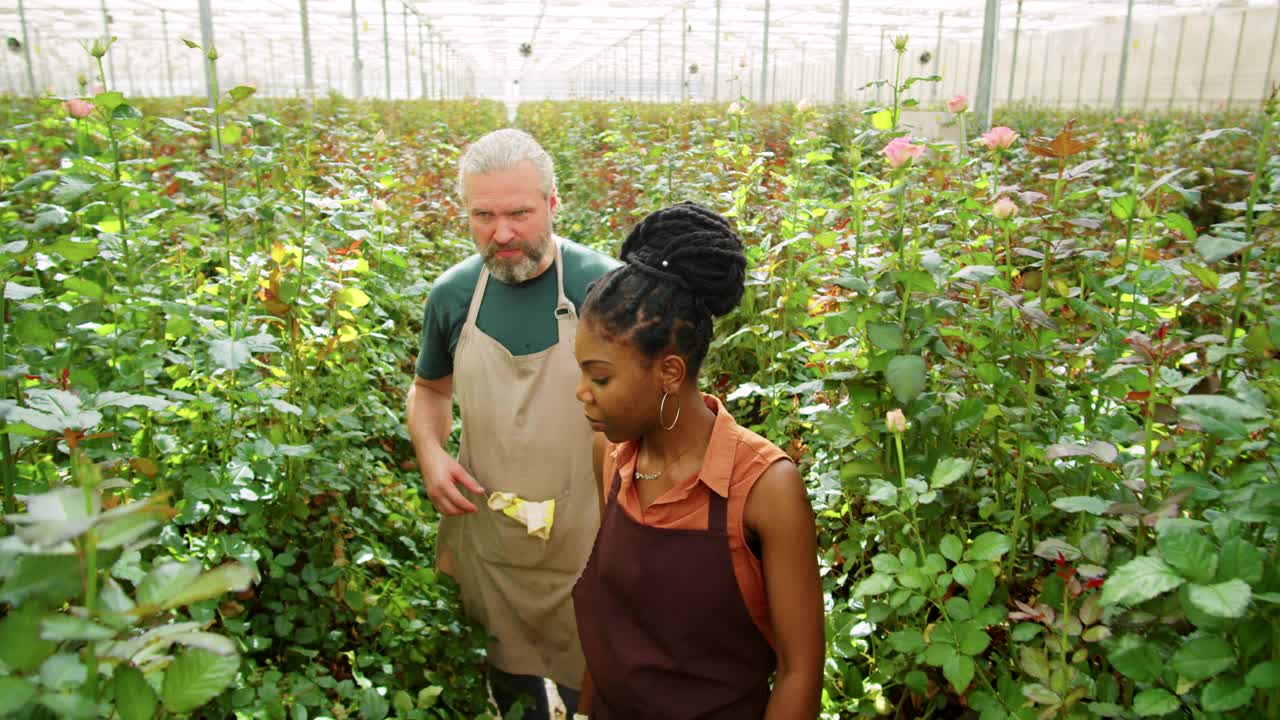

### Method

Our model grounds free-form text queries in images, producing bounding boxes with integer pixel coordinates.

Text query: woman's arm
[746,459,825,720]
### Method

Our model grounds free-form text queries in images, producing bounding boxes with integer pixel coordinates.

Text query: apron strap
[464,265,490,327]
[607,469,623,503]
[707,491,728,533]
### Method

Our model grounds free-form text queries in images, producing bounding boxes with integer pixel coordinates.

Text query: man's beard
[482,232,551,284]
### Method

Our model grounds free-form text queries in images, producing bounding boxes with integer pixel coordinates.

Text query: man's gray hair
[456,128,556,202]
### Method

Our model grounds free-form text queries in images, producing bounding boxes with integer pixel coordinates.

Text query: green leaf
[48,238,99,262]
[930,457,971,489]
[1100,556,1185,607]
[182,38,201,49]
[952,563,976,586]
[1020,647,1050,680]
[336,286,371,308]
[1187,579,1251,618]
[111,104,143,121]
[1111,195,1136,221]
[940,534,963,563]
[866,322,903,351]
[1246,661,1280,689]
[228,85,257,102]
[1200,675,1253,712]
[163,563,255,609]
[871,109,894,130]
[964,532,1010,562]
[1132,688,1179,716]
[158,117,201,133]
[0,605,58,672]
[1162,212,1196,241]
[219,123,243,145]
[0,677,37,715]
[52,174,98,205]
[888,629,925,654]
[1021,683,1059,705]
[955,621,990,655]
[208,338,251,370]
[138,561,203,608]
[1107,635,1163,682]
[1172,395,1266,439]
[1182,262,1219,290]
[0,554,82,606]
[943,654,975,694]
[853,573,895,597]
[63,277,104,299]
[1195,234,1249,263]
[1157,529,1217,584]
[4,282,41,300]
[114,666,158,720]
[40,615,116,641]
[886,355,926,404]
[33,204,71,231]
[160,649,241,713]
[95,91,126,110]
[360,687,389,720]
[1170,636,1235,681]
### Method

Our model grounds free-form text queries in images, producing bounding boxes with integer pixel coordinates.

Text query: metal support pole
[681,8,688,101]
[427,30,434,99]
[640,31,645,100]
[1007,0,1022,104]
[418,22,426,99]
[625,38,631,99]
[1266,2,1280,102]
[932,12,943,102]
[658,19,663,102]
[1114,0,1136,109]
[771,53,778,101]
[799,45,806,99]
[835,0,850,102]
[268,38,276,96]
[351,0,363,98]
[1022,33,1033,99]
[382,0,391,98]
[876,28,886,103]
[974,0,1000,128]
[1169,15,1186,110]
[1227,9,1247,109]
[1075,43,1087,106]
[299,0,314,97]
[16,0,37,96]
[124,37,134,94]
[198,0,216,107]
[1198,10,1216,110]
[1098,55,1108,105]
[403,5,410,98]
[1142,21,1158,108]
[161,9,175,97]
[714,0,722,101]
[1056,40,1067,107]
[100,0,116,87]
[1039,34,1051,102]
[761,0,770,100]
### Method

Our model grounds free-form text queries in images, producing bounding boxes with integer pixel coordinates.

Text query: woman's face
[574,319,665,444]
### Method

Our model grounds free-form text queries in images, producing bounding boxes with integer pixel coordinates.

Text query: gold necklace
[633,443,700,483]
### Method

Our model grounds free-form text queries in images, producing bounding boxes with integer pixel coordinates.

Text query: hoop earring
[659,391,681,431]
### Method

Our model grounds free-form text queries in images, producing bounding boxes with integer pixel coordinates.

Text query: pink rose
[62,98,95,119]
[980,126,1019,151]
[91,83,105,95]
[882,135,925,168]
[946,93,968,113]
[886,409,907,433]
[371,198,388,212]
[993,196,1018,220]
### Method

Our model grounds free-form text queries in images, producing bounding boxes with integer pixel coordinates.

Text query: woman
[571,202,825,719]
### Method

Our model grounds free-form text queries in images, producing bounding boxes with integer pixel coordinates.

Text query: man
[406,128,617,719]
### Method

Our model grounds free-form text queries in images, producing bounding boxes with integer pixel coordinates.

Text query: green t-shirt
[415,239,620,380]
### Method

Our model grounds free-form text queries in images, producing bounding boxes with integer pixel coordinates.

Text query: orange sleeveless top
[601,394,789,647]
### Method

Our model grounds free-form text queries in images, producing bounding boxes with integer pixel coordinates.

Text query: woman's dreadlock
[581,201,746,376]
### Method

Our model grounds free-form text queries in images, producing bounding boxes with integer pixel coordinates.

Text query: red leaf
[1125,391,1150,402]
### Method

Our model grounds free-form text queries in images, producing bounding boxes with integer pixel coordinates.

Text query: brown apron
[438,238,598,688]
[573,470,777,719]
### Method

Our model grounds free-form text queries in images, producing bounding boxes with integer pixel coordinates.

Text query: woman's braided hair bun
[619,201,746,318]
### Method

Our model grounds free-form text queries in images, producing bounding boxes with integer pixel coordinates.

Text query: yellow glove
[486,492,556,540]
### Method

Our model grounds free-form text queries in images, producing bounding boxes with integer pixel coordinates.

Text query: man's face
[463,160,557,284]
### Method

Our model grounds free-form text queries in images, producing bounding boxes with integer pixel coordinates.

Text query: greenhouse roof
[2,0,1275,99]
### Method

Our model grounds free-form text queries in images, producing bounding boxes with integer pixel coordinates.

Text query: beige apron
[437,238,598,688]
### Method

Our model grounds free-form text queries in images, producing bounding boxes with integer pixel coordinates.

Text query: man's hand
[423,450,485,515]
